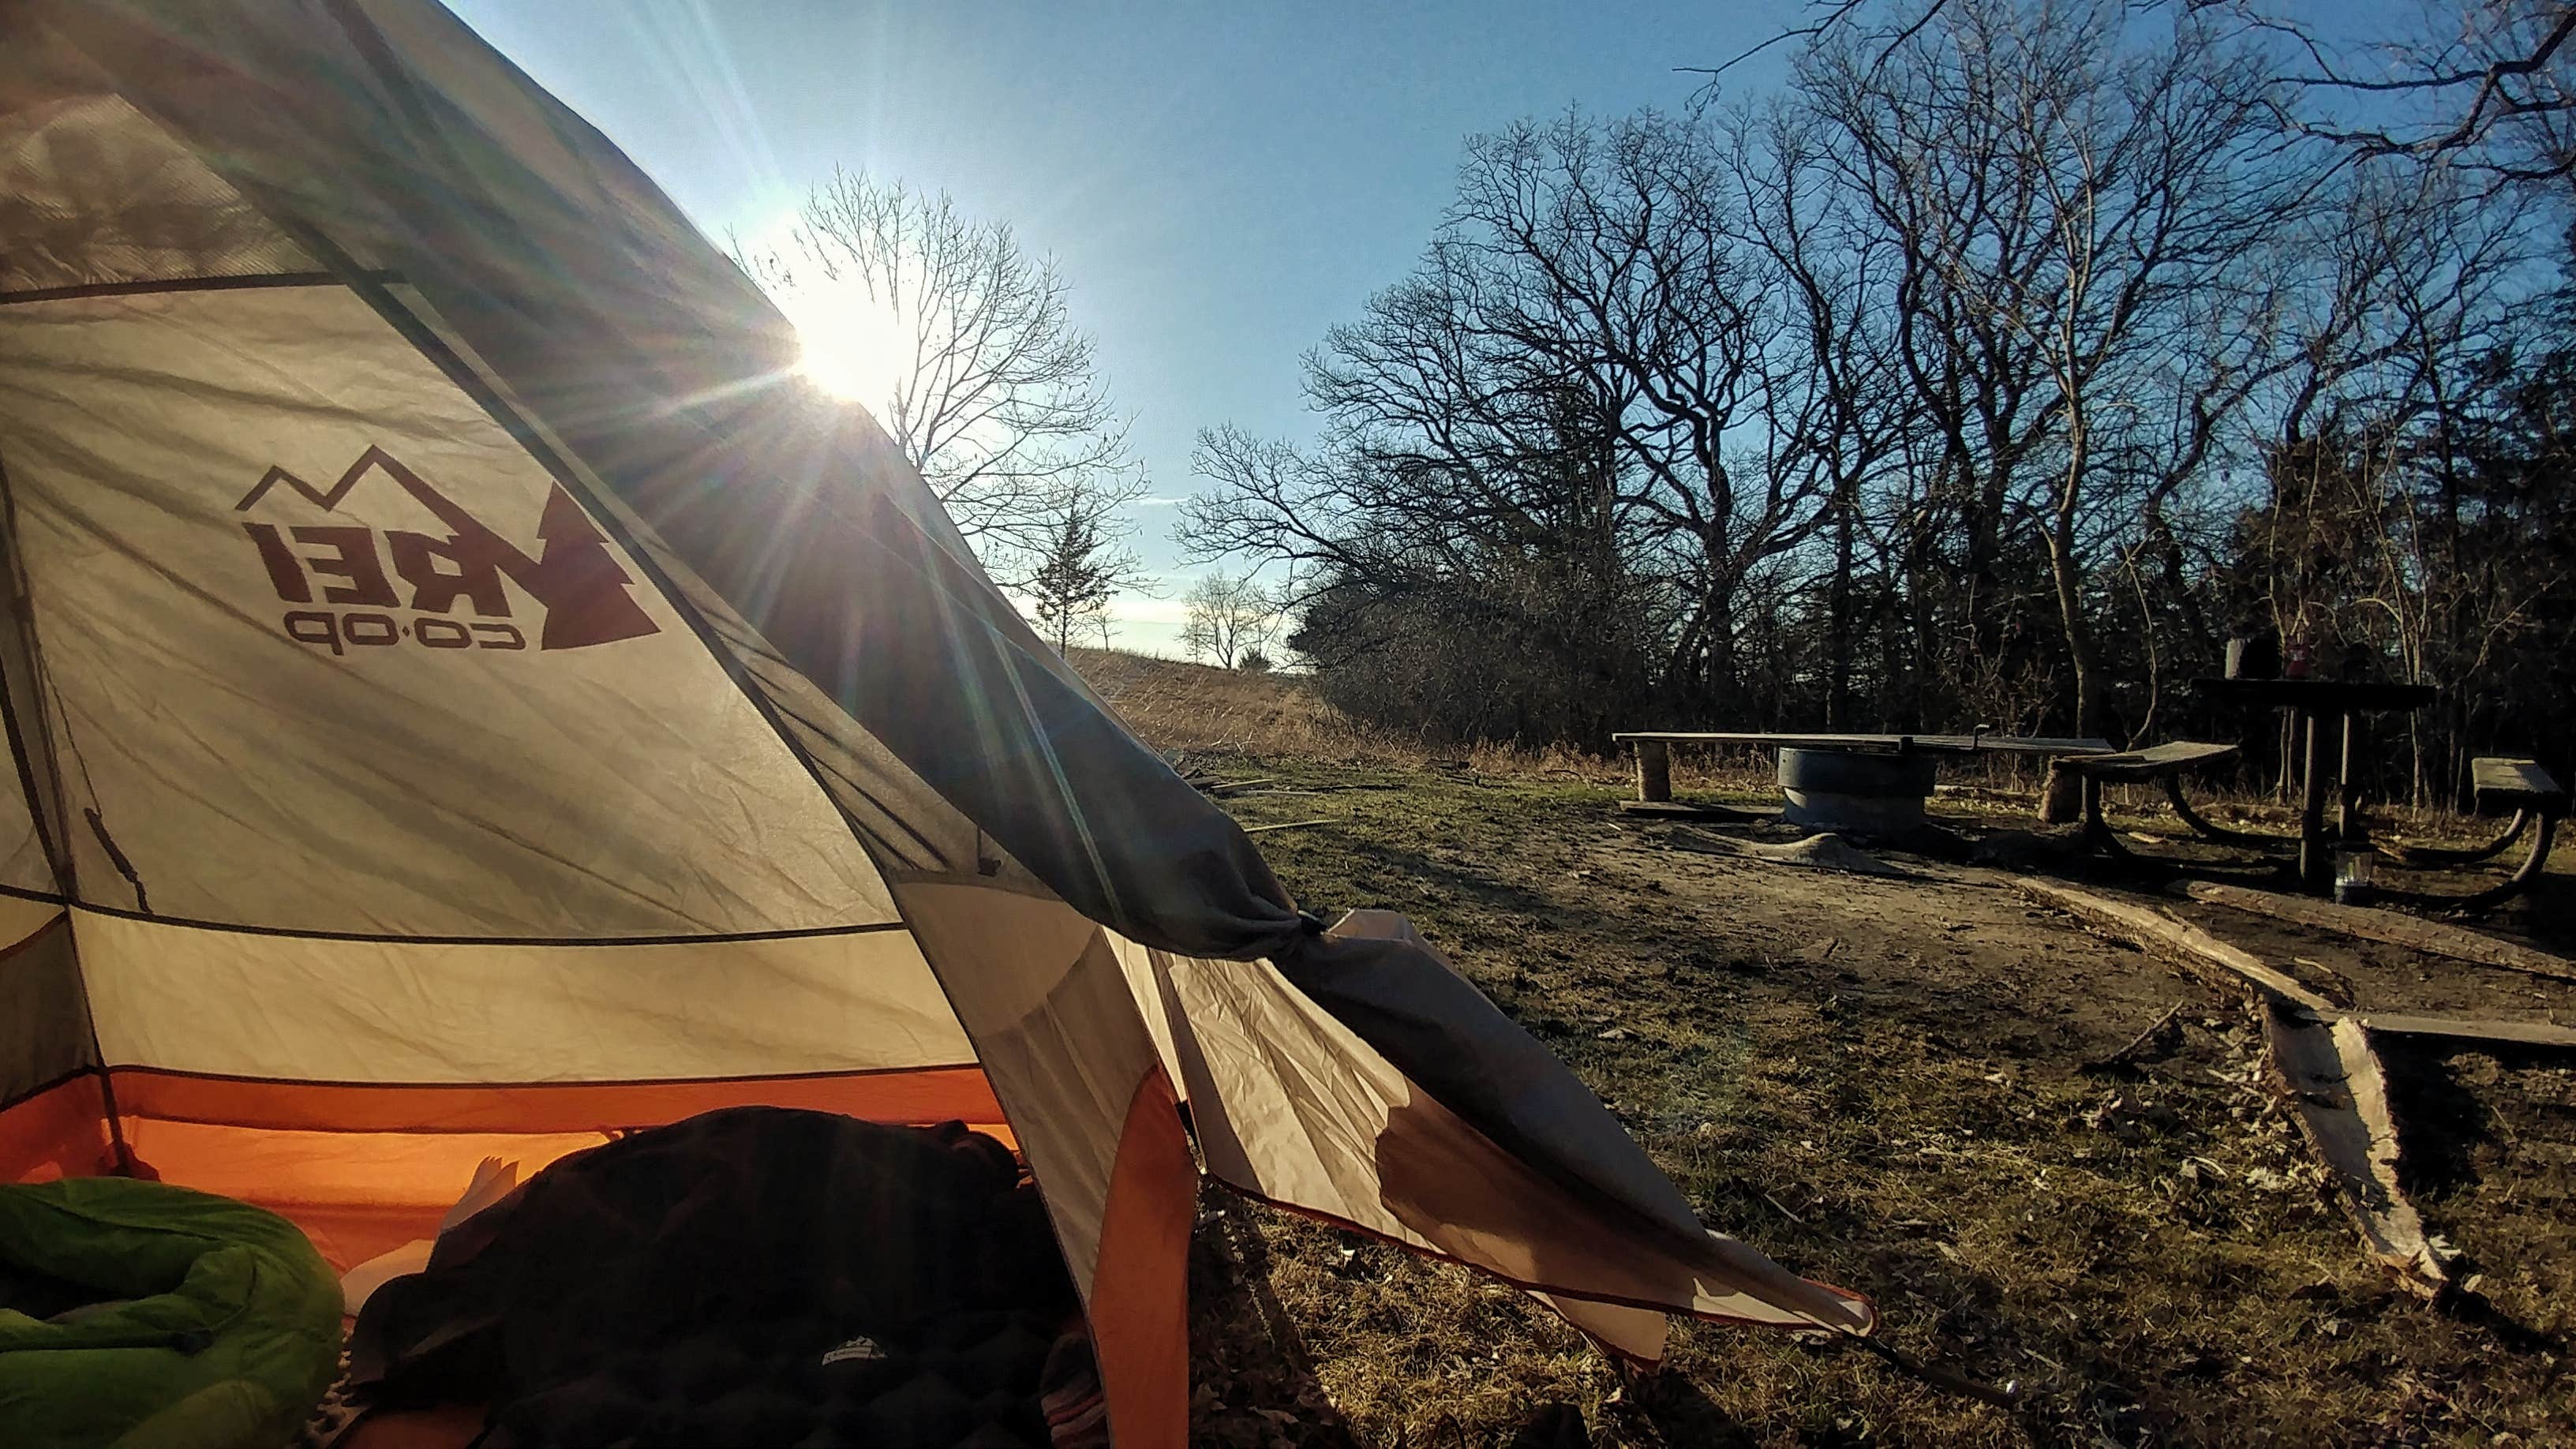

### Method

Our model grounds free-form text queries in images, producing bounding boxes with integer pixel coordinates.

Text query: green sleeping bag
[0,1178,342,1449]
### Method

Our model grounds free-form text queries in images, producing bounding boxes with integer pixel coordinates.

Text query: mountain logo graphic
[235,446,659,653]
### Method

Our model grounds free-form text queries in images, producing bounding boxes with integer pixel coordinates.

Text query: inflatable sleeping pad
[0,1178,342,1449]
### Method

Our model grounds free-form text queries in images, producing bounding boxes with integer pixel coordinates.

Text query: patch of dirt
[1180,758,2576,1447]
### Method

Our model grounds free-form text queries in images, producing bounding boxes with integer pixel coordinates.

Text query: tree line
[1176,0,2576,806]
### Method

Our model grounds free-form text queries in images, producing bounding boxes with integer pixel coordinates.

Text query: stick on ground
[2085,1001,2188,1072]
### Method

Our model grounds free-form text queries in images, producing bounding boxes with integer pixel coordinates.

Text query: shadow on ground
[1182,761,2576,1444]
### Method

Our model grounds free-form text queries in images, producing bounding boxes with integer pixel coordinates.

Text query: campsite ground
[1074,652,2576,1447]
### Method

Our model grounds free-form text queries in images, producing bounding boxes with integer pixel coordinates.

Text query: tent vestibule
[0,2,1870,1440]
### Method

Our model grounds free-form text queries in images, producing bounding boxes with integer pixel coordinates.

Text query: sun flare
[787,282,911,405]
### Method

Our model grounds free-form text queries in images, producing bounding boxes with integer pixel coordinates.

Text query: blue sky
[444,0,1805,653]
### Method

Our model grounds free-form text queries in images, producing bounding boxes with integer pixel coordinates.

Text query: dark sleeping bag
[347,1107,1088,1449]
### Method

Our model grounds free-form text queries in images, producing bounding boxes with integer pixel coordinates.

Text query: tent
[0,0,1873,1438]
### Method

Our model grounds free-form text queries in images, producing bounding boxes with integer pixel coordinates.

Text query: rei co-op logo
[234,446,659,655]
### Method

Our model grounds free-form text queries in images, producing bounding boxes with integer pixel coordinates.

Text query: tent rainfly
[0,0,1873,1438]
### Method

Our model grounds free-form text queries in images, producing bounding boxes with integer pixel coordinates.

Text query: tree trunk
[1967,465,2009,664]
[2046,521,2105,739]
[2146,508,2210,661]
[1904,524,1936,732]
[1702,582,1739,724]
[1825,484,1856,730]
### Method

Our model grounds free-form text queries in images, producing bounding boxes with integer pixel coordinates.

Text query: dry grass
[1068,649,1373,762]
[1072,652,2576,1447]
[1069,647,1625,781]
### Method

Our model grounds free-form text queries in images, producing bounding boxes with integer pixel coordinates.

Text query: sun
[739,208,915,406]
[785,279,912,406]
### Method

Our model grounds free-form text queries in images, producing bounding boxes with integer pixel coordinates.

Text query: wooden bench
[2473,756,2567,813]
[2049,741,2249,859]
[2459,758,2564,911]
[2381,757,2565,915]
[1615,730,2112,831]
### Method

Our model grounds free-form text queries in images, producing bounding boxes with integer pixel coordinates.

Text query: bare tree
[1716,99,1919,726]
[1800,0,2301,737]
[1436,113,1840,706]
[1186,110,1837,721]
[1170,0,2552,757]
[1721,2,2576,184]
[2229,160,2534,799]
[1178,573,1282,669]
[2229,0,2576,182]
[740,169,1132,567]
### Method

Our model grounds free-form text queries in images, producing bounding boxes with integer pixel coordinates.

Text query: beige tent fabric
[1125,930,1870,1336]
[895,879,1177,1294]
[0,86,318,296]
[0,282,897,936]
[73,912,967,1084]
[0,904,84,1106]
[0,21,1164,1329]
[0,894,64,953]
[0,459,63,904]
[0,754,48,897]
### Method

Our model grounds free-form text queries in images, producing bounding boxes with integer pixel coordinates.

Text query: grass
[1069,652,2576,1447]
[1066,647,1626,781]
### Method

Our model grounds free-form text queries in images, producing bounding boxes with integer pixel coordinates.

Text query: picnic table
[2190,677,2437,893]
[1613,730,2114,832]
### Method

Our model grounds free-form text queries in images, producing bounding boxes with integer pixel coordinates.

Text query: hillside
[1067,648,1367,762]
[1066,648,1630,781]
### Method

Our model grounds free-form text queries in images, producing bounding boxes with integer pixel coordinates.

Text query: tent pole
[92,1065,139,1178]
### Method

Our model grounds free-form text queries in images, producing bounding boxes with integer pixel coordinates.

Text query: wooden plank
[2178,880,2576,987]
[1613,731,1932,750]
[2355,1014,2576,1050]
[1241,818,1330,835]
[2471,756,2565,811]
[2021,879,2576,1294]
[1609,731,2113,757]
[2265,1011,2449,1300]
[2056,740,2239,784]
[2016,880,2334,1012]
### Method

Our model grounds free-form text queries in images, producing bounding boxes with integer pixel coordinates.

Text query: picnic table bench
[2384,758,2567,914]
[1614,730,2113,833]
[2049,741,2245,859]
